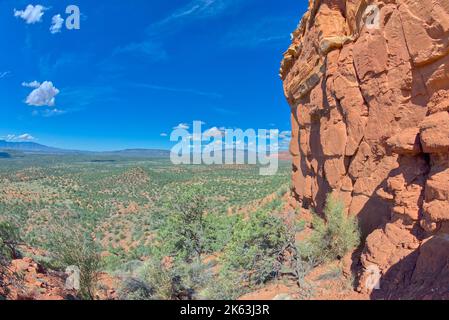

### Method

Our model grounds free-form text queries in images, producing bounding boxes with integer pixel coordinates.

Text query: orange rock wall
[281,0,449,299]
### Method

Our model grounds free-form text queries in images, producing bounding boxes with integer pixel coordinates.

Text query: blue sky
[0,0,306,151]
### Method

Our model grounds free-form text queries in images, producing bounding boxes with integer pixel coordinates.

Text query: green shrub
[156,191,207,263]
[220,210,288,287]
[0,221,22,261]
[118,277,154,300]
[131,259,211,300]
[47,221,103,300]
[300,195,360,264]
[155,189,235,262]
[0,221,23,299]
[204,270,248,300]
[276,184,289,199]
[103,248,128,272]
[203,212,237,253]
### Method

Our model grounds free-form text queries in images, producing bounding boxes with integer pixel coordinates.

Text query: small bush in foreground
[220,210,288,288]
[47,221,102,300]
[204,270,248,300]
[0,221,21,261]
[300,195,360,264]
[0,221,23,298]
[156,191,208,263]
[125,259,211,300]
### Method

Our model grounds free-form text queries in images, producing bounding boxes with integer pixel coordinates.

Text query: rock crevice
[282,0,449,299]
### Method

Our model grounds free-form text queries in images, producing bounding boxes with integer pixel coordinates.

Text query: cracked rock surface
[281,0,449,299]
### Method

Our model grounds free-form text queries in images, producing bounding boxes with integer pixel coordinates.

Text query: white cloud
[147,0,241,38]
[22,81,41,88]
[43,108,66,117]
[5,134,17,141]
[14,5,46,24]
[160,133,168,137]
[24,81,60,107]
[18,133,35,141]
[2,133,36,142]
[153,0,228,26]
[50,14,64,34]
[171,0,230,19]
[173,123,190,130]
[222,17,289,48]
[204,127,224,138]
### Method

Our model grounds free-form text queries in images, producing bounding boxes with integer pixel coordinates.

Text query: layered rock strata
[281,0,449,299]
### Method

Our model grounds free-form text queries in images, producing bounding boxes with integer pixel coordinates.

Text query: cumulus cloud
[160,133,168,137]
[204,127,224,138]
[24,81,60,107]
[18,133,35,141]
[22,80,41,88]
[173,123,190,130]
[14,5,46,24]
[50,14,64,34]
[3,133,36,142]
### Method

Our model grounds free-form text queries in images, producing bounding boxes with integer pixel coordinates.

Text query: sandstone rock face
[281,0,449,299]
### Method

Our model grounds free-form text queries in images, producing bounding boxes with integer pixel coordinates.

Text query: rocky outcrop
[281,0,449,299]
[1,256,67,300]
[0,247,118,300]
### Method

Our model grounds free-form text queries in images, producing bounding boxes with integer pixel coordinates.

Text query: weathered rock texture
[281,0,449,299]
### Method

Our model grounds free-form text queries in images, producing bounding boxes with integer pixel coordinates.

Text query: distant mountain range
[0,140,291,160]
[0,140,170,158]
[0,140,66,153]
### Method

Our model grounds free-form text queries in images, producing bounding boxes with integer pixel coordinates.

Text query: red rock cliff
[281,0,449,299]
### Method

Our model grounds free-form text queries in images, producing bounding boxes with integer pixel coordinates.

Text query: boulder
[387,127,422,156]
[419,112,449,154]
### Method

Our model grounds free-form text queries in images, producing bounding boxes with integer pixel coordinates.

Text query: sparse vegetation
[0,221,22,261]
[220,210,288,286]
[155,190,209,263]
[0,221,22,298]
[46,219,103,300]
[300,195,360,265]
[0,155,294,300]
